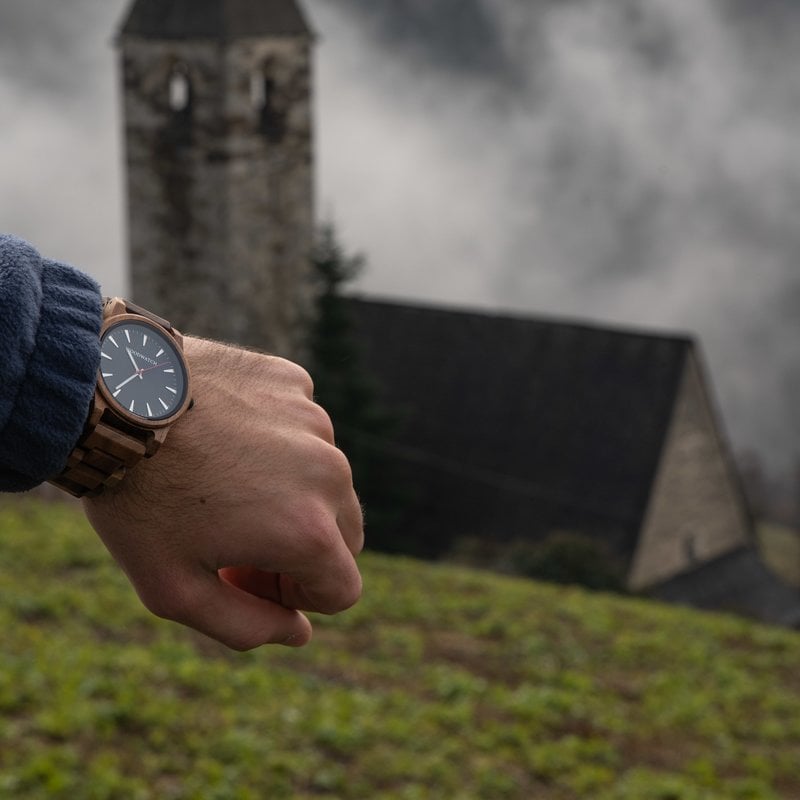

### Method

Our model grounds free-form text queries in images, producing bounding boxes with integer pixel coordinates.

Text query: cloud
[0,0,128,290]
[312,0,800,473]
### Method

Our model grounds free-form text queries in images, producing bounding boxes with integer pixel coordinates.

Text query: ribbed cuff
[0,236,102,491]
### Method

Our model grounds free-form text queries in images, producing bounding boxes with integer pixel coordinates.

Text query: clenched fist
[83,337,363,650]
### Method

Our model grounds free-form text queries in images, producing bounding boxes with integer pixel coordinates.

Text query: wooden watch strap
[49,417,150,498]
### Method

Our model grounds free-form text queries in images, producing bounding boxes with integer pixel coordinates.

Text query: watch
[49,297,193,498]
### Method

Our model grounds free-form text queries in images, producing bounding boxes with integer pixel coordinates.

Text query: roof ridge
[345,293,696,346]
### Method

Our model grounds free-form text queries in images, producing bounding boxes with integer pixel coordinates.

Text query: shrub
[450,531,626,592]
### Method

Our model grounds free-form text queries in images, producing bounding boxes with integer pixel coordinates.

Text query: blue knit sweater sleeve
[0,235,103,491]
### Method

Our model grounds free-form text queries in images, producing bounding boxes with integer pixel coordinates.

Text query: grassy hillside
[1,500,799,800]
[759,523,800,589]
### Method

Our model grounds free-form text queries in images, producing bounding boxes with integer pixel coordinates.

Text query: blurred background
[1,0,799,522]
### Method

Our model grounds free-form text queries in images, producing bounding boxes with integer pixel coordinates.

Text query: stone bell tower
[117,0,314,358]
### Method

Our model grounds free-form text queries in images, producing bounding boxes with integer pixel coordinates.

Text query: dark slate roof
[119,0,311,40]
[346,297,692,561]
[651,546,800,627]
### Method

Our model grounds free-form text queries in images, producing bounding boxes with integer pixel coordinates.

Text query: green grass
[759,523,800,589]
[1,499,799,799]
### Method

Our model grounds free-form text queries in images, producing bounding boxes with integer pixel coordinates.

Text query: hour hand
[114,372,141,392]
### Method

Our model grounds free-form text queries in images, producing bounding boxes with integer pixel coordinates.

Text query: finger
[287,520,363,615]
[219,565,281,603]
[212,504,363,614]
[278,358,315,400]
[300,400,336,446]
[338,489,365,557]
[220,566,321,614]
[160,570,313,651]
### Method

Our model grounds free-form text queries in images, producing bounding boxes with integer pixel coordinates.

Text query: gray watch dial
[99,320,188,421]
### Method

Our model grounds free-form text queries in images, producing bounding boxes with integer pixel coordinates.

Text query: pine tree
[307,225,411,548]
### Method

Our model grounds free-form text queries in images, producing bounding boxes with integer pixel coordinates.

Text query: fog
[0,0,798,481]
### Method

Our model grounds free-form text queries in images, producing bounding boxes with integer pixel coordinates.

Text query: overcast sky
[0,0,798,478]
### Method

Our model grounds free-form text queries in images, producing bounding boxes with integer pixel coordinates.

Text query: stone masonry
[118,11,314,359]
[628,350,753,589]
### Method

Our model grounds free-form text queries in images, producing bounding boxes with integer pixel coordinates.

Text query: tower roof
[119,0,312,40]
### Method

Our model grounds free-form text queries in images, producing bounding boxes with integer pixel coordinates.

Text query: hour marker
[109,335,119,348]
[102,372,114,378]
[143,334,148,346]
[164,368,175,374]
[129,400,135,413]
[125,329,131,343]
[166,386,177,394]
[146,403,153,418]
[159,398,169,410]
[101,352,113,360]
[156,348,164,358]
[113,389,122,398]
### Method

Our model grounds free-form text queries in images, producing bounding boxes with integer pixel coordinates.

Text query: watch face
[99,320,188,421]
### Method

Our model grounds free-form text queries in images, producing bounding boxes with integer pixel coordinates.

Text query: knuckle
[302,513,340,555]
[318,573,362,616]
[279,359,315,397]
[336,572,363,613]
[320,443,353,485]
[306,401,335,442]
[300,438,353,488]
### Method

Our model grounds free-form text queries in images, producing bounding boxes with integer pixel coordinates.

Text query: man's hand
[82,337,364,651]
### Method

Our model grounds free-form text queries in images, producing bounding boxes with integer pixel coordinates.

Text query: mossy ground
[1,500,799,799]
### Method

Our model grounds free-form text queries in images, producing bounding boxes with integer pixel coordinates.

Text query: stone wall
[628,349,753,590]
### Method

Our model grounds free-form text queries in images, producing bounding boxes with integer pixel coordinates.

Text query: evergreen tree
[307,225,411,548]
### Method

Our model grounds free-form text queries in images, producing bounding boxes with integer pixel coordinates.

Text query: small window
[250,72,266,109]
[169,67,191,112]
[250,72,275,111]
[252,71,285,142]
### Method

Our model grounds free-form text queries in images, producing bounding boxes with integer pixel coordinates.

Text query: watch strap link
[49,415,150,498]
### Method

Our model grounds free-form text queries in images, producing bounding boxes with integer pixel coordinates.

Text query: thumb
[162,570,313,650]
